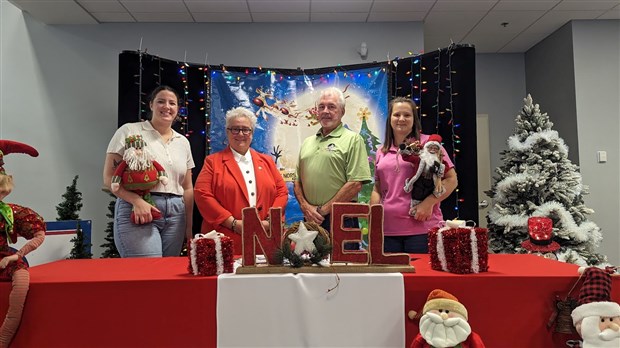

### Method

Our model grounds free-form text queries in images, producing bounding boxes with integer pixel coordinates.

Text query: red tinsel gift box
[428,226,489,274]
[188,232,234,276]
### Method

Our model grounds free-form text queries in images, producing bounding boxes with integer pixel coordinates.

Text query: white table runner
[217,272,405,347]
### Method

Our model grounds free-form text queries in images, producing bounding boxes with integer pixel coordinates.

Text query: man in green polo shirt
[294,87,372,250]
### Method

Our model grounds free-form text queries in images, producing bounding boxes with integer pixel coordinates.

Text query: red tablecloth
[1,254,618,347]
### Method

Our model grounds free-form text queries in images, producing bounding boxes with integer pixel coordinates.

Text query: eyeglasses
[227,127,253,135]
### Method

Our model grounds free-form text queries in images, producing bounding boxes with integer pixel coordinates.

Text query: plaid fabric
[578,267,612,305]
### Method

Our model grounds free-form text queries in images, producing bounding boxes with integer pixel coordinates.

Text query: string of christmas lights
[178,62,190,136]
[445,43,462,216]
[433,53,442,133]
[137,49,144,120]
[200,66,212,154]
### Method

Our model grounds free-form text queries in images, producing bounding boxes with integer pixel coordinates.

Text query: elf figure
[411,289,485,348]
[110,135,168,224]
[0,140,45,348]
[404,134,446,216]
[571,267,620,347]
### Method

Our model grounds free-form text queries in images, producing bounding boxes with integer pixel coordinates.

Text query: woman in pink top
[370,97,458,253]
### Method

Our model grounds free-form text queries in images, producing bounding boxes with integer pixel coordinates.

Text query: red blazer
[194,147,288,254]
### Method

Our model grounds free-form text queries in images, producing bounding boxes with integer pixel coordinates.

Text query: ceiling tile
[8,1,98,24]
[368,11,427,22]
[498,31,550,52]
[252,12,309,22]
[370,0,435,12]
[247,0,310,13]
[132,12,194,22]
[598,6,620,19]
[92,11,136,22]
[193,12,252,22]
[312,0,373,13]
[77,1,126,12]
[526,10,607,33]
[185,1,248,13]
[554,1,619,11]
[424,11,488,39]
[472,10,546,34]
[432,0,497,12]
[492,1,561,11]
[120,0,187,13]
[311,12,369,22]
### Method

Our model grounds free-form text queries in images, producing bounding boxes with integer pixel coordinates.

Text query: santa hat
[125,135,146,149]
[571,267,620,325]
[0,140,39,175]
[521,216,560,253]
[422,289,468,320]
[424,134,442,149]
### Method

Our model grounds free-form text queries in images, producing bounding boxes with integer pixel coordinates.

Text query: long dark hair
[147,85,180,121]
[381,97,421,153]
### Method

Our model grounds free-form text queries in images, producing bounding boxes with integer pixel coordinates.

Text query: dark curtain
[118,46,478,232]
[392,45,478,223]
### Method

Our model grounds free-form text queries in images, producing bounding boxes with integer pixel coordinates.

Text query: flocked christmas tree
[485,95,606,266]
[100,195,120,258]
[56,175,92,259]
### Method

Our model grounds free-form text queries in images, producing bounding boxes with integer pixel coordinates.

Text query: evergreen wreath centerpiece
[275,221,331,268]
[486,95,605,266]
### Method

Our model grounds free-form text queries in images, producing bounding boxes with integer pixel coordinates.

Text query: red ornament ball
[252,97,264,107]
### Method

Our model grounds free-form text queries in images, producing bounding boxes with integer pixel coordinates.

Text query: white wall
[523,20,620,265]
[525,23,579,164]
[475,53,527,172]
[0,3,423,256]
[571,20,620,265]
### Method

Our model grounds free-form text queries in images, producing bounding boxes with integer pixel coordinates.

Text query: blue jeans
[114,195,186,258]
[384,234,428,253]
[320,215,361,251]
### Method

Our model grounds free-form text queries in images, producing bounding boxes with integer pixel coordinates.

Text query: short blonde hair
[225,107,257,129]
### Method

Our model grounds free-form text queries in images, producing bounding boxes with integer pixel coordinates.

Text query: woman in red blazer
[194,107,288,254]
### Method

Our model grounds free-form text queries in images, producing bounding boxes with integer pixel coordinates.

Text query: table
[1,254,617,347]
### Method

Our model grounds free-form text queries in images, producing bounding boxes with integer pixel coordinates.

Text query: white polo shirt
[107,121,195,196]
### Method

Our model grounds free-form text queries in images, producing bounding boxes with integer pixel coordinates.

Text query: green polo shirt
[296,123,372,205]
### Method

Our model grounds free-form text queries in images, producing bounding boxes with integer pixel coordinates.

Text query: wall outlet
[597,151,607,163]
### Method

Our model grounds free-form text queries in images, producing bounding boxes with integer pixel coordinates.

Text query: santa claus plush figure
[411,289,485,348]
[404,134,446,216]
[110,135,168,224]
[571,267,620,348]
[0,140,45,348]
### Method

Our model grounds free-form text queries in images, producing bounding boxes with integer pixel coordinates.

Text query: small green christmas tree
[68,221,93,259]
[485,95,605,266]
[100,195,120,258]
[357,109,381,204]
[357,109,381,245]
[57,175,92,259]
[56,175,83,221]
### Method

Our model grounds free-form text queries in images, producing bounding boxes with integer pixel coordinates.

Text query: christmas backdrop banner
[209,66,388,223]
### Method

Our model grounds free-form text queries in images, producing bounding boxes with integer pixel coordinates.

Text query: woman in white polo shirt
[103,86,195,257]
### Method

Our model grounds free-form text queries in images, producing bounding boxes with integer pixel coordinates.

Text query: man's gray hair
[319,87,345,109]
